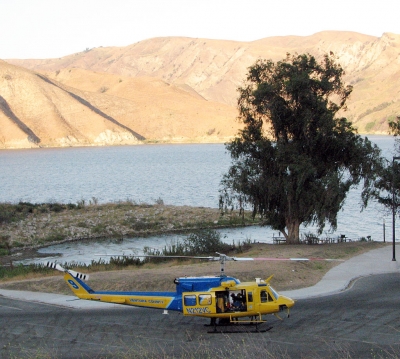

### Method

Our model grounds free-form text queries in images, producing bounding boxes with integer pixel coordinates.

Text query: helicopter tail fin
[63,271,94,299]
[46,262,94,299]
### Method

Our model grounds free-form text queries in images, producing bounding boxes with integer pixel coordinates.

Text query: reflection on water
[18,226,279,265]
[3,135,398,264]
[0,144,229,207]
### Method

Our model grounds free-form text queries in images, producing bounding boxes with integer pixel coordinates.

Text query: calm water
[0,144,228,206]
[1,136,397,264]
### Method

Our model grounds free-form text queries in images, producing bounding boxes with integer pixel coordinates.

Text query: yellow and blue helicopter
[47,253,338,332]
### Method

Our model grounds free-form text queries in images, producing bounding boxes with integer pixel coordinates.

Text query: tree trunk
[285,218,301,244]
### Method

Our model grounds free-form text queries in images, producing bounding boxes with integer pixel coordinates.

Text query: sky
[1,0,400,59]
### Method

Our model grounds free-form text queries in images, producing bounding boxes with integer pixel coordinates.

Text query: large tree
[369,117,400,214]
[220,53,383,244]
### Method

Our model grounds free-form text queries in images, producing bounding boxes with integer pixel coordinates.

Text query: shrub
[162,229,230,256]
[154,197,164,205]
[0,262,51,280]
[207,128,216,136]
[365,121,376,132]
[357,102,392,120]
[0,201,81,225]
[43,232,66,243]
[76,199,86,208]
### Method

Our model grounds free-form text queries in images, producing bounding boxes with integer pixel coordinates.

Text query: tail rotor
[46,261,89,281]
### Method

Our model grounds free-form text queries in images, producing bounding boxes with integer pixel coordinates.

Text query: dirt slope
[0,61,238,148]
[3,31,400,148]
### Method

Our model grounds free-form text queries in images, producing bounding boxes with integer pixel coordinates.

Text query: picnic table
[272,234,354,245]
[272,234,287,244]
[337,234,352,243]
[303,236,320,245]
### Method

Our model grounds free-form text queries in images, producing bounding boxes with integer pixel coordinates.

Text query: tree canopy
[220,53,383,244]
[369,117,400,213]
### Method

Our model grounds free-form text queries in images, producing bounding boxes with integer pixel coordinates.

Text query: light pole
[383,218,385,243]
[392,156,400,261]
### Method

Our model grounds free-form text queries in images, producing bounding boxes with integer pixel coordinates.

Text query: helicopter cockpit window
[260,289,274,302]
[269,286,279,300]
[260,290,268,302]
[199,294,212,306]
[247,292,253,302]
[184,295,197,306]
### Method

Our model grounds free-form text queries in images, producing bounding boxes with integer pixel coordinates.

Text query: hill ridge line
[35,74,146,141]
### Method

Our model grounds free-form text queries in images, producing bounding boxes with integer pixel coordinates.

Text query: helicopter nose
[281,295,295,308]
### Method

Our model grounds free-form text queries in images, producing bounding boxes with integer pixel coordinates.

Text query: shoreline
[0,202,259,265]
[0,133,391,151]
[0,242,389,293]
[0,223,259,267]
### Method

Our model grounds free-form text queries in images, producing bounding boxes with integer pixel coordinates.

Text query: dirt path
[0,241,386,294]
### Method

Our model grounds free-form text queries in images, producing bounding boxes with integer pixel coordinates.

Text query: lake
[0,135,397,264]
[0,143,228,207]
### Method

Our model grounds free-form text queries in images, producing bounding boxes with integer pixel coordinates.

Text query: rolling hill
[2,31,400,148]
[0,61,238,148]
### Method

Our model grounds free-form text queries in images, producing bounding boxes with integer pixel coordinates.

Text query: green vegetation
[357,101,392,120]
[0,235,11,255]
[0,200,258,252]
[0,201,79,225]
[146,229,238,257]
[365,121,376,132]
[371,116,400,214]
[111,229,252,266]
[0,229,251,280]
[220,53,384,243]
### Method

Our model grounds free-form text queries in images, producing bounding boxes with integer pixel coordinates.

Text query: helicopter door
[228,290,247,311]
[259,288,279,312]
[216,291,229,313]
[246,291,254,311]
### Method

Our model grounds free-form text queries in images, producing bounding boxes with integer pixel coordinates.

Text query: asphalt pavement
[0,244,399,306]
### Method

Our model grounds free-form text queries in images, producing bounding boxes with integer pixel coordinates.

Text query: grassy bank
[0,201,389,294]
[0,241,387,293]
[0,200,258,253]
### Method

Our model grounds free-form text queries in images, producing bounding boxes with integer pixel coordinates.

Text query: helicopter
[47,253,341,332]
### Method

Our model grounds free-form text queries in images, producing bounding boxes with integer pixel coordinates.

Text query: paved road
[1,273,399,358]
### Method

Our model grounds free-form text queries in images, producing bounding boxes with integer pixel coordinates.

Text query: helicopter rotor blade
[251,257,344,262]
[46,261,65,272]
[207,253,344,262]
[95,254,214,260]
[68,270,89,281]
[46,261,89,281]
[94,252,342,277]
[94,253,343,262]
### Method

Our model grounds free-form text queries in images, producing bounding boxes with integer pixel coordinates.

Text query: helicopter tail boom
[63,271,95,299]
[60,270,180,309]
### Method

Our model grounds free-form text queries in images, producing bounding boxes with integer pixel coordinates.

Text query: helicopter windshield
[269,286,280,300]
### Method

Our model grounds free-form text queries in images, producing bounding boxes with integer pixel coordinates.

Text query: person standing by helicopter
[230,292,245,311]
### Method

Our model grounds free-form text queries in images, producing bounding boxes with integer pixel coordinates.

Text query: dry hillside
[3,31,400,148]
[0,61,238,148]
